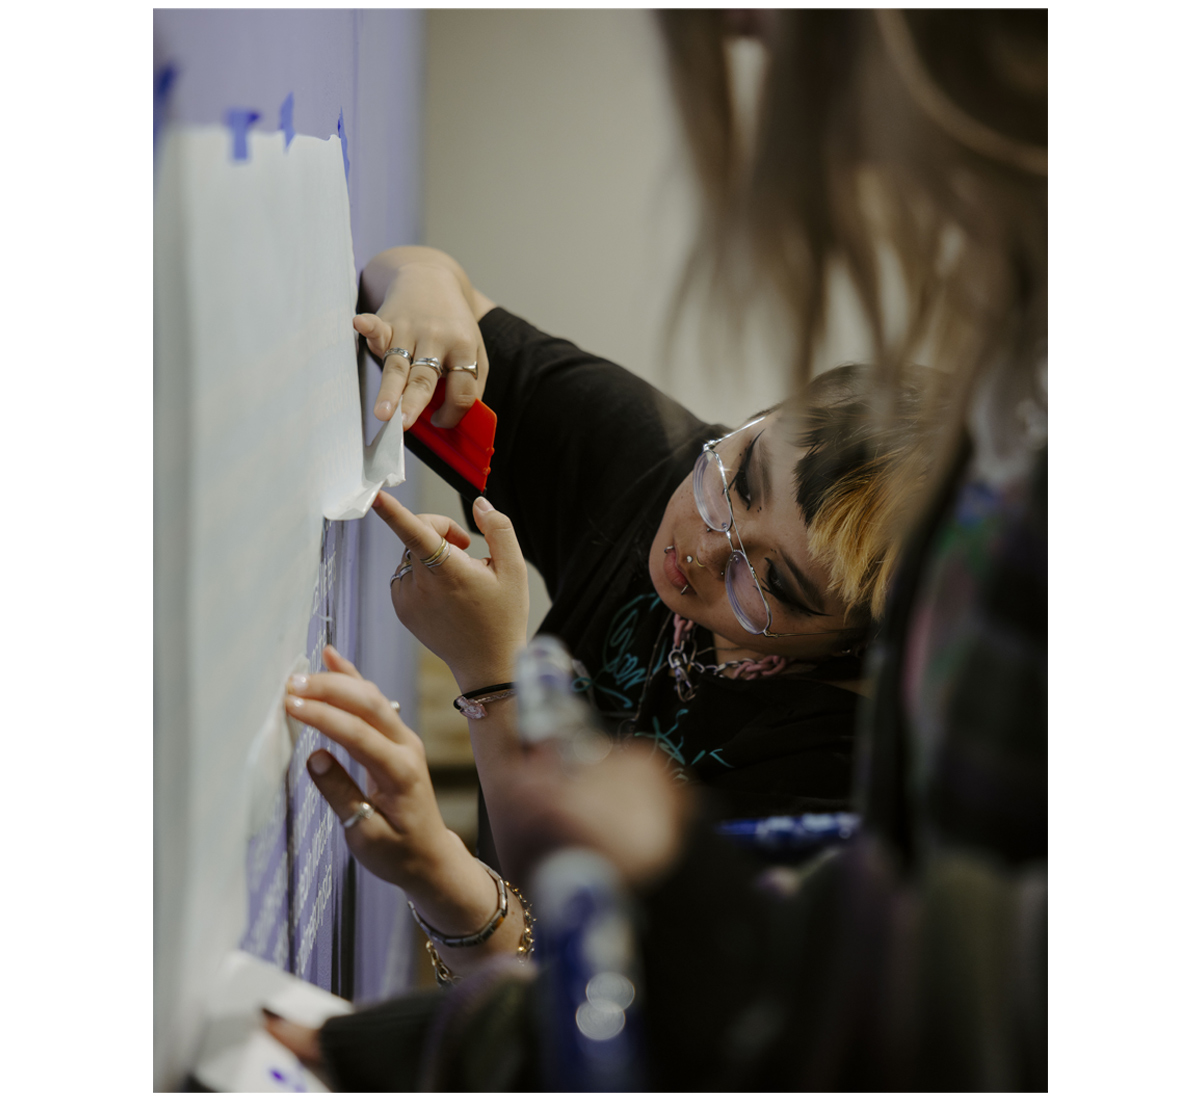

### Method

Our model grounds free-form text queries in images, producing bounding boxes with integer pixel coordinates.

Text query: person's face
[649,411,854,660]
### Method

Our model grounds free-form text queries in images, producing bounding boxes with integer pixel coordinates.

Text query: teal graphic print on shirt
[574,593,667,712]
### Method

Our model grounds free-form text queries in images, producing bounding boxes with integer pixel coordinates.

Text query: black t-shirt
[408,307,860,824]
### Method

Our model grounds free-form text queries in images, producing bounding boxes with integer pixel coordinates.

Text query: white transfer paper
[154,125,401,1085]
[192,951,352,1092]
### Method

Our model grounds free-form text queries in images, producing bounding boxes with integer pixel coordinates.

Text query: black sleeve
[319,989,442,1091]
[412,307,707,599]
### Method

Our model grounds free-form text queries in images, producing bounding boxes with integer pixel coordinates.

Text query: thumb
[472,497,522,577]
[352,312,394,357]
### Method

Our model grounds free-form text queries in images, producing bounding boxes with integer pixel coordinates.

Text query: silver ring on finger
[383,347,412,365]
[341,801,375,830]
[444,361,479,381]
[412,356,443,377]
[419,537,452,570]
[390,700,401,716]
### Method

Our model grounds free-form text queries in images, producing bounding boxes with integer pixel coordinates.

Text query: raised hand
[356,249,493,430]
[373,493,530,693]
[286,645,507,941]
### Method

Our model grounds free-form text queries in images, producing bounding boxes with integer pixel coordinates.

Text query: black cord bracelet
[453,682,517,719]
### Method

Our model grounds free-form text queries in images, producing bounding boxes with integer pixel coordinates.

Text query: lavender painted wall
[154,11,424,1081]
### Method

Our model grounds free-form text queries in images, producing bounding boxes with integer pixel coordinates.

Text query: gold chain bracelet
[422,878,535,987]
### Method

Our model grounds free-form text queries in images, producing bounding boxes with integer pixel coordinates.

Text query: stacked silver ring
[383,347,412,364]
[420,537,452,569]
[412,356,442,376]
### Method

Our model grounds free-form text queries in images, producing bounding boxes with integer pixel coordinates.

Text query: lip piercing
[666,546,693,592]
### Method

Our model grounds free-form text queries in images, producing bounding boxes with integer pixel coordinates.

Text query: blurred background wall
[424,10,793,427]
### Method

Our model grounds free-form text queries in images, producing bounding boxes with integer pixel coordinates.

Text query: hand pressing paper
[191,951,351,1092]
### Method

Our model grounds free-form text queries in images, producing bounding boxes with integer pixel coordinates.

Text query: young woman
[354,245,938,870]
[274,243,939,1007]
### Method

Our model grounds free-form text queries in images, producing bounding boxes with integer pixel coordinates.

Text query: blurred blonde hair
[659,9,1047,573]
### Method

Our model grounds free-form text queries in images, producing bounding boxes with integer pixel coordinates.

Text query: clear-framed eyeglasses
[692,417,809,638]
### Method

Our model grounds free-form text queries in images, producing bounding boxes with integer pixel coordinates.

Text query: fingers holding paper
[286,648,449,889]
[354,258,490,430]
[288,646,524,962]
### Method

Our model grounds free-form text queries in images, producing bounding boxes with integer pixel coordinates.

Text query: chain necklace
[664,614,809,702]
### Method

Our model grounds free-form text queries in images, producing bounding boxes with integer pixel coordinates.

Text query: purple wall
[155,8,424,1009]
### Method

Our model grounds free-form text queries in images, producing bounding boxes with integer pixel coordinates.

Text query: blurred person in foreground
[580,11,1047,1087]
[272,9,1046,1089]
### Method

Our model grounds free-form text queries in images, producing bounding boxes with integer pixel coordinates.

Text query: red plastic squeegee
[405,376,497,494]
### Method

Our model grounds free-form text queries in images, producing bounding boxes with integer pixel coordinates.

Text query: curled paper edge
[324,413,405,520]
[245,654,310,839]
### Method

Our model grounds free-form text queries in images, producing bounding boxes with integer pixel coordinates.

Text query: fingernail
[474,496,494,514]
[376,400,393,418]
[288,674,308,692]
[286,694,304,710]
[308,751,333,776]
[401,411,414,430]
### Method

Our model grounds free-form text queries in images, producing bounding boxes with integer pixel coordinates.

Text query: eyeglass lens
[692,449,733,532]
[692,447,772,633]
[726,553,770,633]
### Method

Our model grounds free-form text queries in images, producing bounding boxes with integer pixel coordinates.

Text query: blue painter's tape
[337,109,349,183]
[154,64,177,103]
[225,108,261,162]
[153,64,177,151]
[280,92,295,150]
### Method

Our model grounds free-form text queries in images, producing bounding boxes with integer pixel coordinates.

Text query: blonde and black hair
[783,362,945,624]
